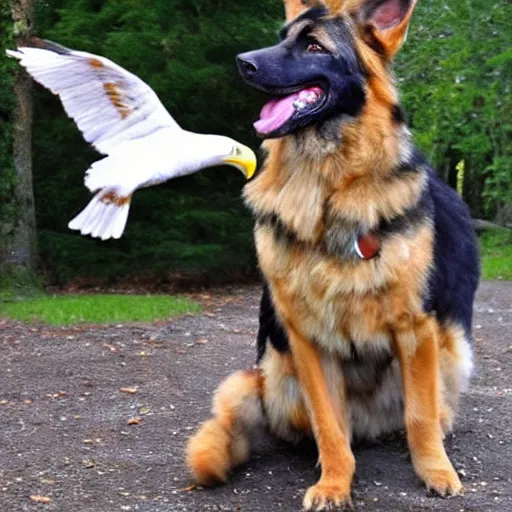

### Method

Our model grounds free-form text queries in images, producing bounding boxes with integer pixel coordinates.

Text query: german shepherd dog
[187,0,480,509]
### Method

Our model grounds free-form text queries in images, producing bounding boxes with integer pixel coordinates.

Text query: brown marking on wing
[103,81,133,119]
[88,58,104,68]
[100,191,132,206]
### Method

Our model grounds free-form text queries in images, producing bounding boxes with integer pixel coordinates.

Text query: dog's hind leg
[438,324,474,435]
[186,369,264,485]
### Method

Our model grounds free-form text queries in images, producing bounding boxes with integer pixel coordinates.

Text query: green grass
[0,266,43,301]
[0,294,201,325]
[479,230,512,280]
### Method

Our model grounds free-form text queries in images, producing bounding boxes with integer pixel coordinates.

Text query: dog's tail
[186,370,265,485]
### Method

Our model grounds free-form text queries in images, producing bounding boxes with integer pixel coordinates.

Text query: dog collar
[354,232,381,260]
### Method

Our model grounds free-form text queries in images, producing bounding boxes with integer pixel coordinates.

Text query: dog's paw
[418,466,463,497]
[303,481,353,511]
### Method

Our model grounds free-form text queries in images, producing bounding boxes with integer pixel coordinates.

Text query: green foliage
[0,293,200,325]
[30,0,281,284]
[0,266,43,302]
[0,3,17,250]
[479,230,512,280]
[1,0,509,285]
[397,0,511,219]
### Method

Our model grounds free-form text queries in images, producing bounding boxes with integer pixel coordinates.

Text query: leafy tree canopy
[1,0,509,285]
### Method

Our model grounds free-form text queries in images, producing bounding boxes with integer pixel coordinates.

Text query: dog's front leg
[394,314,463,496]
[286,323,355,511]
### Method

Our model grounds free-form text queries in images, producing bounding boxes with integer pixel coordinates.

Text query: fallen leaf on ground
[30,495,51,504]
[39,478,56,485]
[128,417,143,425]
[120,387,137,394]
[195,339,209,345]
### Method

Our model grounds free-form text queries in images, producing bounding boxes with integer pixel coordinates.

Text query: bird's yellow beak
[223,143,257,179]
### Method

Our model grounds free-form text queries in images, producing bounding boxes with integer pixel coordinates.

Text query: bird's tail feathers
[68,188,132,240]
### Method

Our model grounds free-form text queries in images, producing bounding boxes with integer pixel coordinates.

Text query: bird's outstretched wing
[6,38,180,155]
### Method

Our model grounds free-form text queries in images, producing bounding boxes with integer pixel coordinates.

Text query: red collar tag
[354,232,381,260]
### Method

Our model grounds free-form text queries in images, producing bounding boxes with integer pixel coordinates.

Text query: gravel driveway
[0,281,511,511]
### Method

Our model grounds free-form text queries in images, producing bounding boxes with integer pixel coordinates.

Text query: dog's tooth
[299,89,322,104]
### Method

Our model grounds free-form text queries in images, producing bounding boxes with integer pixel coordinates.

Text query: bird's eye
[307,42,325,53]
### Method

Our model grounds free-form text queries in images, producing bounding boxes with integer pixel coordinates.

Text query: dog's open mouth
[254,86,326,135]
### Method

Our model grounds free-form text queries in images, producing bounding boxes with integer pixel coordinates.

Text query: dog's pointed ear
[355,0,418,58]
[284,0,322,21]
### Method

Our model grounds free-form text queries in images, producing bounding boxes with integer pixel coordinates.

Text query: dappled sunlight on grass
[0,294,200,325]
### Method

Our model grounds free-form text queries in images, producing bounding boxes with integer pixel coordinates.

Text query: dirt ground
[0,281,511,512]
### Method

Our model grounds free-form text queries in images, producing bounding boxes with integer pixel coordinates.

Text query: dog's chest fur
[244,140,433,359]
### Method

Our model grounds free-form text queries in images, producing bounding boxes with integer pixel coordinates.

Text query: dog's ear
[352,0,417,58]
[284,0,322,21]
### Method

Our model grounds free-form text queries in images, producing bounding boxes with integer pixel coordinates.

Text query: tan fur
[260,347,311,440]
[393,315,463,496]
[438,324,474,433]
[186,370,263,485]
[189,2,469,508]
[283,323,354,510]
[284,0,317,21]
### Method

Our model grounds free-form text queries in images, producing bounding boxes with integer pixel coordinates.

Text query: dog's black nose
[236,54,258,75]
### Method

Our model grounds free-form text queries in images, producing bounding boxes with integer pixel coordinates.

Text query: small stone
[120,387,137,394]
[30,495,51,504]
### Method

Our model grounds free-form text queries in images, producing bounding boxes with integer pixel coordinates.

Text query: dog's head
[237,0,416,139]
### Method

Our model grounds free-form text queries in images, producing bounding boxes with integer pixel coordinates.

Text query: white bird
[6,38,257,240]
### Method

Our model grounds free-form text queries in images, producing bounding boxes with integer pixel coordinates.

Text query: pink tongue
[254,87,323,134]
[253,93,299,135]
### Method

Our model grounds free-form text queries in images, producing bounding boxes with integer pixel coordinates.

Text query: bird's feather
[68,188,132,240]
[6,38,180,155]
[6,38,255,241]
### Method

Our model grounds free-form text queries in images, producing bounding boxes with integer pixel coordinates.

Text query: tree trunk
[4,0,37,273]
[0,0,39,298]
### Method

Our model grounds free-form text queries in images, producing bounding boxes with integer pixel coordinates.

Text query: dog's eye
[307,42,325,53]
